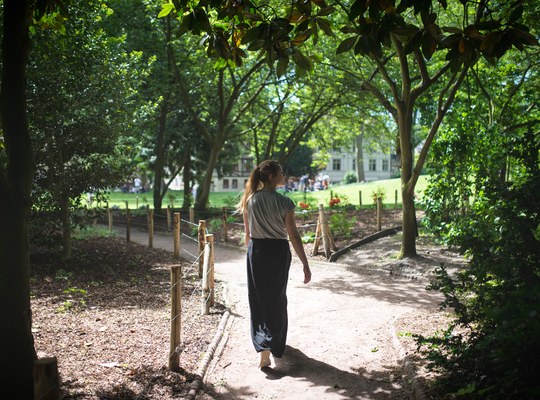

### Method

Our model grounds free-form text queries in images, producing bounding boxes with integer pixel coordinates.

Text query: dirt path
[122,227,453,400]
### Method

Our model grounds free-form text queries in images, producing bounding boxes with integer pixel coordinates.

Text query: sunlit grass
[99,176,430,209]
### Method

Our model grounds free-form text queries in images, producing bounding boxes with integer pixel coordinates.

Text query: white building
[318,146,397,184]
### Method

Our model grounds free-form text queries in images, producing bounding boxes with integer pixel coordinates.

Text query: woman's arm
[285,210,312,284]
[243,211,250,247]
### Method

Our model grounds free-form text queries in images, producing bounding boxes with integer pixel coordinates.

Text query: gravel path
[123,227,453,400]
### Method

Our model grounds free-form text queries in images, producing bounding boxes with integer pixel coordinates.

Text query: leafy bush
[418,129,540,399]
[329,211,356,239]
[342,170,357,184]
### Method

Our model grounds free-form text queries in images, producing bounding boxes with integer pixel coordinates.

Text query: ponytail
[236,160,282,214]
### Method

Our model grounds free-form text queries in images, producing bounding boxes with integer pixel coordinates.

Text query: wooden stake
[312,218,322,256]
[222,207,228,242]
[359,190,362,207]
[198,220,206,278]
[107,207,112,232]
[167,205,172,231]
[174,212,180,258]
[376,197,382,231]
[318,204,331,259]
[202,242,211,315]
[126,208,131,243]
[148,208,154,248]
[206,234,215,307]
[169,265,182,372]
[189,206,195,224]
[34,357,60,400]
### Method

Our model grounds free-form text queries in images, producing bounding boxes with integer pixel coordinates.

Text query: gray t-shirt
[247,189,295,240]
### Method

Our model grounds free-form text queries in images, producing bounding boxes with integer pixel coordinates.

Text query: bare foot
[259,350,271,368]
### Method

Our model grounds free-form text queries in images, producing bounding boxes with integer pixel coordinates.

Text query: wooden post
[167,205,172,231]
[395,189,398,209]
[126,208,131,243]
[202,242,212,315]
[34,357,60,400]
[312,218,322,256]
[376,197,383,231]
[318,204,331,259]
[107,207,113,232]
[174,212,180,258]
[148,208,154,248]
[222,207,228,242]
[189,206,195,224]
[359,190,362,207]
[198,220,206,278]
[169,265,182,372]
[205,234,215,307]
[136,196,139,209]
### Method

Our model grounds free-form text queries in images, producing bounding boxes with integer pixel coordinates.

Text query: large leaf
[291,49,313,71]
[158,3,176,18]
[336,36,357,54]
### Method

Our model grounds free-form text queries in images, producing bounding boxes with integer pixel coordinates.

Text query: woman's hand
[303,265,312,284]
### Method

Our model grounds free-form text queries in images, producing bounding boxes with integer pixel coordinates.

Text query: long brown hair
[236,160,282,214]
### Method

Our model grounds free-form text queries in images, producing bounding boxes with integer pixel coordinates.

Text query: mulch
[30,207,403,399]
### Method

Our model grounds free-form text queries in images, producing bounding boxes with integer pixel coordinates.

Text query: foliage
[418,128,540,398]
[371,186,386,204]
[27,1,143,251]
[342,170,358,184]
[329,211,356,239]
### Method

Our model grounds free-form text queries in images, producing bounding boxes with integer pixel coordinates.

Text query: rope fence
[72,197,399,378]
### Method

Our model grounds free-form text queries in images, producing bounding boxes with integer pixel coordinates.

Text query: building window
[232,179,238,189]
[223,179,229,189]
[242,158,253,173]
[332,159,341,171]
[369,159,377,171]
[382,159,389,171]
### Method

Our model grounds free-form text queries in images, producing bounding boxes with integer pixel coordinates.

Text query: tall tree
[161,0,537,257]
[28,1,142,258]
[0,1,68,397]
[166,35,273,210]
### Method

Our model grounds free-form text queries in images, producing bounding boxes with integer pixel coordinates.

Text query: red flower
[329,197,341,207]
[299,201,310,210]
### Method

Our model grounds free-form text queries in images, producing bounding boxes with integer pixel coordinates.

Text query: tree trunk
[397,107,417,258]
[195,144,221,211]
[400,185,417,258]
[0,1,36,398]
[355,134,365,182]
[182,146,192,209]
[153,101,168,211]
[60,189,72,260]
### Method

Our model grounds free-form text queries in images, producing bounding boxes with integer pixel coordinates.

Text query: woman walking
[237,160,312,368]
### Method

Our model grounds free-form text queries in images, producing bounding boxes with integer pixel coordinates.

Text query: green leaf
[349,0,366,21]
[158,3,175,19]
[291,49,313,71]
[317,18,334,37]
[336,36,357,54]
[276,56,289,77]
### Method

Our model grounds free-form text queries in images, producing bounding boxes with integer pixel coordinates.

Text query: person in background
[236,160,312,368]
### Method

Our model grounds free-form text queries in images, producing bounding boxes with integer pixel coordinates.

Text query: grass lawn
[101,175,430,210]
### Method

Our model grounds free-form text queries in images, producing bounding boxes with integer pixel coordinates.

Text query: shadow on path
[208,346,405,400]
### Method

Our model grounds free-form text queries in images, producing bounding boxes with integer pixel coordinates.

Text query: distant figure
[322,174,330,189]
[132,177,142,193]
[299,174,309,192]
[192,183,199,201]
[237,160,311,369]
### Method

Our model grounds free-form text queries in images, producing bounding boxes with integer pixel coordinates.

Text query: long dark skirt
[247,238,291,358]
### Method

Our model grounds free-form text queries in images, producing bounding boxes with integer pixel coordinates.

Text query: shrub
[342,170,357,184]
[329,211,356,239]
[417,130,540,399]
